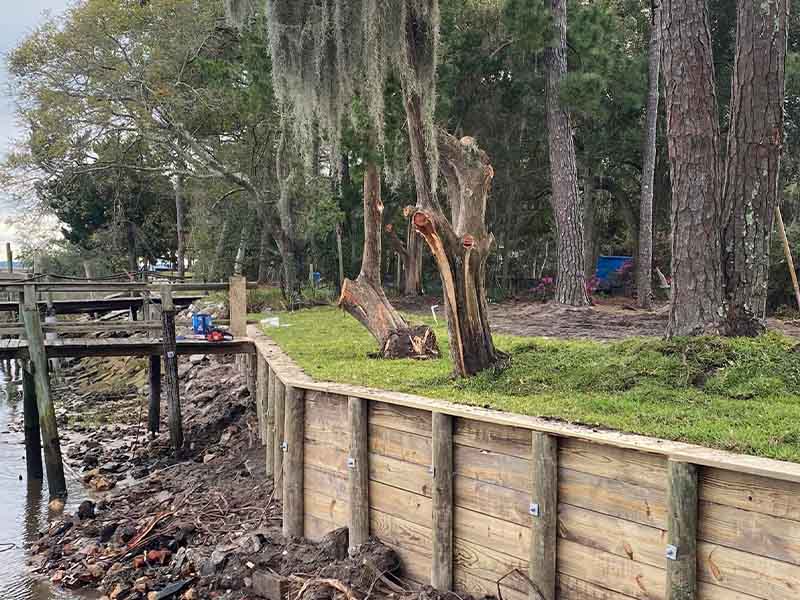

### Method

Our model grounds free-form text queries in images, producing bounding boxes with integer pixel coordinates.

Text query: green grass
[265,307,800,462]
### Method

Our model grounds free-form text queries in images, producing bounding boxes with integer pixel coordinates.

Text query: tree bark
[545,0,590,306]
[339,161,439,359]
[661,0,725,336]
[234,218,251,277]
[721,0,788,336]
[257,205,273,284]
[637,0,662,310]
[174,174,186,281]
[385,210,423,296]
[126,221,138,275]
[210,215,230,280]
[276,126,302,301]
[582,170,597,282]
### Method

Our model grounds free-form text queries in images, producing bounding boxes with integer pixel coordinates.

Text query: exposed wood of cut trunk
[545,0,590,307]
[722,0,788,336]
[338,161,439,360]
[661,0,724,336]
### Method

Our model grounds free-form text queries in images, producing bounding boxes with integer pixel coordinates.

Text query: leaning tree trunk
[174,175,186,281]
[210,215,230,281]
[546,0,590,306]
[339,161,438,359]
[721,0,788,336]
[661,0,725,336]
[637,0,662,310]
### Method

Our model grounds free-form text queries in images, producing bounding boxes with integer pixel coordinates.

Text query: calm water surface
[0,365,91,600]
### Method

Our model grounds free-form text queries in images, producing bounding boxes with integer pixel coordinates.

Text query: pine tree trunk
[722,0,788,336]
[234,219,251,276]
[637,0,662,310]
[257,205,272,284]
[661,0,725,336]
[339,161,439,359]
[211,215,230,281]
[404,220,423,295]
[126,221,137,275]
[174,175,186,281]
[582,170,597,282]
[546,0,590,307]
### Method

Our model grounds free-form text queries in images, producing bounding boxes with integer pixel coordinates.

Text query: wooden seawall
[248,324,800,600]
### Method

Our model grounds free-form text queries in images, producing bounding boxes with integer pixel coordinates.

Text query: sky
[1,0,72,247]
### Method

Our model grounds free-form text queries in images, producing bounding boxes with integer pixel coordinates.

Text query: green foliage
[266,307,800,461]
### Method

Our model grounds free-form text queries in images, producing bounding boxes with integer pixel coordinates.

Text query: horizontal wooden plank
[369,424,431,466]
[370,509,432,559]
[383,541,428,585]
[370,480,431,528]
[454,536,528,590]
[454,444,531,492]
[558,503,666,569]
[558,538,665,600]
[453,417,531,458]
[560,438,667,491]
[558,574,638,600]
[559,468,667,528]
[305,440,348,476]
[697,582,763,600]
[454,474,531,527]
[304,488,348,526]
[454,507,530,561]
[304,393,349,451]
[455,567,528,600]
[698,540,800,599]
[369,401,431,436]
[304,513,338,542]
[304,465,348,501]
[369,453,432,497]
[701,467,800,521]
[249,325,800,488]
[699,500,800,566]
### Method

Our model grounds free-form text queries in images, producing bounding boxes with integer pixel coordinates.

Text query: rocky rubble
[26,348,469,600]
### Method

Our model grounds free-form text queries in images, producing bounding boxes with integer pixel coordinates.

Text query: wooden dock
[0,336,254,360]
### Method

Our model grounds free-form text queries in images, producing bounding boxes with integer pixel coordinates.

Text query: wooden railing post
[348,396,369,551]
[148,354,161,434]
[22,364,43,480]
[666,460,698,600]
[229,275,247,338]
[529,432,558,600]
[21,284,66,497]
[265,366,275,477]
[6,243,12,273]
[273,377,286,500]
[160,284,183,449]
[283,385,304,537]
[431,412,454,590]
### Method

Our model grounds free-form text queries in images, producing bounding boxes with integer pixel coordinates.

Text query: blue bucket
[191,312,213,335]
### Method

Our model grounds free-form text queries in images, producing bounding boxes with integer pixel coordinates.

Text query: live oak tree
[661,0,788,336]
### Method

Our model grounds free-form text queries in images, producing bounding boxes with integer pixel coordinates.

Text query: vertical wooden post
[529,432,558,600]
[666,460,698,600]
[348,396,369,551]
[148,355,161,434]
[160,284,182,450]
[229,275,247,338]
[431,412,453,590]
[265,366,275,477]
[246,352,257,399]
[142,290,151,322]
[22,365,43,480]
[282,385,304,538]
[6,243,12,273]
[255,355,268,442]
[21,284,66,498]
[273,376,285,499]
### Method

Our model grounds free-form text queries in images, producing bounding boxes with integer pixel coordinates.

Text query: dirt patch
[394,295,800,341]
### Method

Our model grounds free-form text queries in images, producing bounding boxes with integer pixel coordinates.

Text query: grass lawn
[262,306,800,462]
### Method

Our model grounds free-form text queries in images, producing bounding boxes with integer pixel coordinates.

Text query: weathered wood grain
[369,401,432,436]
[530,432,557,600]
[432,413,453,590]
[369,453,432,496]
[370,424,431,465]
[282,385,304,537]
[453,417,532,458]
[455,443,531,492]
[559,438,667,491]
[700,467,800,521]
[666,461,697,600]
[273,377,285,500]
[348,396,370,550]
[454,474,531,526]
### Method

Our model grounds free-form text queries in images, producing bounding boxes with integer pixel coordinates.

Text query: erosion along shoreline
[27,352,442,600]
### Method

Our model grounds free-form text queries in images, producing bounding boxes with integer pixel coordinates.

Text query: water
[0,364,88,600]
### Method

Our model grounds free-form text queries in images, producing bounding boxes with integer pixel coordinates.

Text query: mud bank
[27,352,467,600]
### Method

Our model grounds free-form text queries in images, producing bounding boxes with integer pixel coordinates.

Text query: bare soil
[393,295,800,341]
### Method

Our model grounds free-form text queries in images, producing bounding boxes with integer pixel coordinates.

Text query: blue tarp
[595,255,633,284]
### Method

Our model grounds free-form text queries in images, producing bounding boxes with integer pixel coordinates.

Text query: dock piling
[148,354,162,434]
[160,285,183,449]
[22,365,43,480]
[21,284,66,498]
